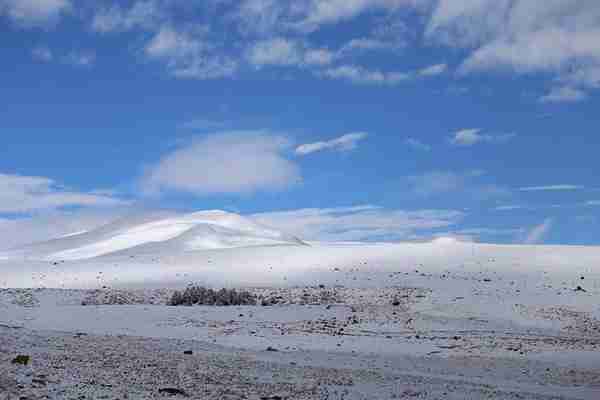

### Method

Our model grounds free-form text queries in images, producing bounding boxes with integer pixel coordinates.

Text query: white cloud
[252,205,465,241]
[0,0,70,26]
[295,132,368,155]
[338,37,400,53]
[450,129,515,146]
[76,0,600,92]
[142,131,301,195]
[587,200,600,206]
[145,26,205,59]
[0,173,128,214]
[303,48,335,66]
[540,86,588,103]
[322,65,410,85]
[233,0,286,36]
[295,0,414,31]
[0,209,128,250]
[246,37,303,66]
[426,1,600,90]
[524,218,554,244]
[418,63,447,76]
[450,128,482,146]
[246,38,335,67]
[494,205,525,211]
[92,0,162,33]
[32,46,53,62]
[405,138,431,151]
[144,26,238,79]
[519,185,584,192]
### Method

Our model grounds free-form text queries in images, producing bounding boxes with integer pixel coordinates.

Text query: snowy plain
[1,211,600,399]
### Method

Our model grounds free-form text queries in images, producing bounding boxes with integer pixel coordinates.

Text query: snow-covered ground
[1,211,599,399]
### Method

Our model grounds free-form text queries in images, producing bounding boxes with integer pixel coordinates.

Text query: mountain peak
[4,210,306,261]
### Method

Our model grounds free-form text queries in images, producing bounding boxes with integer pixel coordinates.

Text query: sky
[1,0,599,248]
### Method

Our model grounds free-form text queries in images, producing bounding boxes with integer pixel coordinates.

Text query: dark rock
[575,286,587,292]
[158,387,188,396]
[183,350,193,355]
[266,346,279,352]
[11,355,30,365]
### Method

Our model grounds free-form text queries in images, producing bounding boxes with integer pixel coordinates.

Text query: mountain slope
[4,210,306,261]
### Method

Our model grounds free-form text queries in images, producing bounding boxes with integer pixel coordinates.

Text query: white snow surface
[2,212,600,398]
[1,210,305,261]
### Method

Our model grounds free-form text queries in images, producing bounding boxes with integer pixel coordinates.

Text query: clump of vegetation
[169,286,257,306]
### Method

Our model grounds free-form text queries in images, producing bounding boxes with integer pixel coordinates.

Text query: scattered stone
[158,387,188,396]
[266,346,279,352]
[183,350,193,355]
[575,286,587,292]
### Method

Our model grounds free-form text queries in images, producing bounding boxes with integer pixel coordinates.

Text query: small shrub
[169,286,256,306]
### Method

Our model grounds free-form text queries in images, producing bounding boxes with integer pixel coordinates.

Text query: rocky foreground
[2,286,600,399]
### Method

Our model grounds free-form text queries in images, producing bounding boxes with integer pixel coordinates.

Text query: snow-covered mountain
[3,210,306,261]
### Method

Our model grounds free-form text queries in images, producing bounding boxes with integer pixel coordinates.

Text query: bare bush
[169,286,256,306]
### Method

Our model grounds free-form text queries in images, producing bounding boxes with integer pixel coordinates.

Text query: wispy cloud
[92,0,162,33]
[246,37,335,68]
[418,63,447,77]
[0,209,129,250]
[1,0,71,26]
[540,86,588,103]
[31,47,95,67]
[142,131,300,195]
[408,170,510,199]
[405,138,431,152]
[494,205,525,211]
[144,26,238,79]
[322,65,410,85]
[519,185,584,192]
[63,51,96,67]
[586,200,600,206]
[295,132,368,156]
[63,0,600,94]
[338,38,400,54]
[0,172,128,214]
[252,205,465,242]
[524,218,554,244]
[450,129,516,146]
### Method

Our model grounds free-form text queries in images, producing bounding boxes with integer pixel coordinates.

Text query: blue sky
[1,0,599,247]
